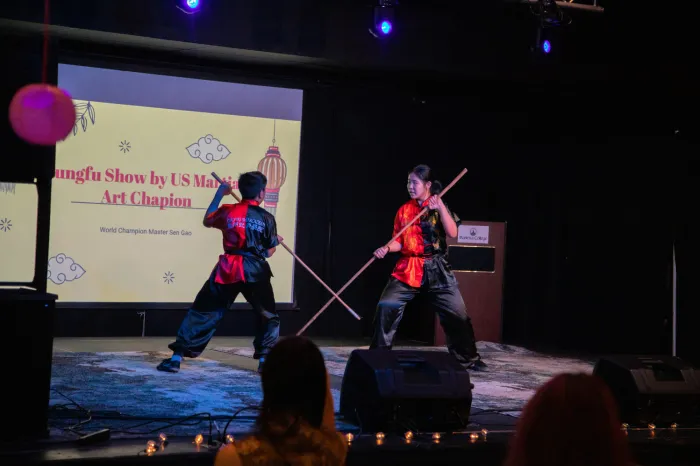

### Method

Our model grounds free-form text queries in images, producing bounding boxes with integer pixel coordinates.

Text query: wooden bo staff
[210,172,361,321]
[296,168,468,336]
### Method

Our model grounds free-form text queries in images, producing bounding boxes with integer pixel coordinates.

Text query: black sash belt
[224,249,258,257]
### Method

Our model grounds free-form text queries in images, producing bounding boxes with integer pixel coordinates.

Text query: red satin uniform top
[206,199,279,285]
[391,199,459,288]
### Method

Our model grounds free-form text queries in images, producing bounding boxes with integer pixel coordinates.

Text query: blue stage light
[176,0,201,14]
[371,3,395,38]
[379,20,393,35]
[543,40,551,54]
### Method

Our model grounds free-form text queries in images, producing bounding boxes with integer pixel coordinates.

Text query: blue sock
[171,354,182,362]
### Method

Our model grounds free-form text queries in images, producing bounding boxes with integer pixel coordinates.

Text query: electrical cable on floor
[49,389,270,443]
[50,389,215,438]
[222,406,262,442]
[51,388,94,435]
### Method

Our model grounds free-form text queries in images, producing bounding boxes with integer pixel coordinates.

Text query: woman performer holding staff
[370,164,486,370]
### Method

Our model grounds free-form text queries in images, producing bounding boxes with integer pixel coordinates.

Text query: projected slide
[43,64,302,304]
[0,183,38,284]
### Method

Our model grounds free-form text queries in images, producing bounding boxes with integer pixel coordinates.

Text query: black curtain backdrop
[673,145,700,366]
[296,85,680,356]
[1,34,697,359]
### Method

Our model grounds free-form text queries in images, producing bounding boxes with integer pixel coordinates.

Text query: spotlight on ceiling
[370,0,396,38]
[176,0,201,14]
[529,0,569,56]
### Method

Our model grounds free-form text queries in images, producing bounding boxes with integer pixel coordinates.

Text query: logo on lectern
[458,225,490,244]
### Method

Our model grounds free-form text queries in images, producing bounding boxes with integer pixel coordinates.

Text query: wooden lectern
[433,221,506,345]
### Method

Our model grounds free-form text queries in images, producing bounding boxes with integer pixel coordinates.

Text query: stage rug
[49,343,594,440]
[212,342,595,413]
[49,350,350,440]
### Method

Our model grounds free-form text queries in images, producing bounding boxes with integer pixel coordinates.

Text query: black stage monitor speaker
[2,289,57,443]
[593,355,700,426]
[339,350,473,433]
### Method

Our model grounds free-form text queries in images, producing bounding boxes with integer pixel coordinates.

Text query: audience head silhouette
[505,373,631,466]
[258,336,328,434]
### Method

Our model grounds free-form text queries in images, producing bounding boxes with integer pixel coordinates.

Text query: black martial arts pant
[168,271,279,359]
[370,276,479,364]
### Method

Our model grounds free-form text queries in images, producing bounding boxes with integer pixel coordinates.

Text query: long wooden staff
[296,168,468,336]
[211,172,360,321]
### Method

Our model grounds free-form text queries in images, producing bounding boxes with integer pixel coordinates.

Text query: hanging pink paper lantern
[9,84,76,146]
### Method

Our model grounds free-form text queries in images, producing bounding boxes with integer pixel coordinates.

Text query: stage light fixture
[370,0,396,38]
[176,0,202,14]
[529,0,571,56]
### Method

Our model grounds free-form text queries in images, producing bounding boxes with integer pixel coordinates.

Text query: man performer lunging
[370,164,486,370]
[157,171,281,374]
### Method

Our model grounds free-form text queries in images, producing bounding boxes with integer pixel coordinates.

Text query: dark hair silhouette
[504,373,631,466]
[410,164,443,195]
[238,171,267,200]
[257,337,328,437]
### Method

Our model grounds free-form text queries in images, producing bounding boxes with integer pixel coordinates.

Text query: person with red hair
[504,373,632,466]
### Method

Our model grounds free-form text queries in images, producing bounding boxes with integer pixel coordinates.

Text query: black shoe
[257,357,265,374]
[157,358,180,373]
[466,357,487,371]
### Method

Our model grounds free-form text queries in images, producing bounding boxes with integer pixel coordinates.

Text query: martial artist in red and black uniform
[370,164,486,370]
[157,171,281,374]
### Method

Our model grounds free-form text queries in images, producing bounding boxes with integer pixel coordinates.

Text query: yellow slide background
[0,100,300,303]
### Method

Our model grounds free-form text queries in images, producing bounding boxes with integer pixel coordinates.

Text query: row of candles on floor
[143,430,486,454]
[351,429,489,446]
[622,423,679,439]
[143,423,683,454]
[144,432,235,455]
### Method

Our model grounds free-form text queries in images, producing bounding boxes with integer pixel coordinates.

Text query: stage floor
[49,337,595,441]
